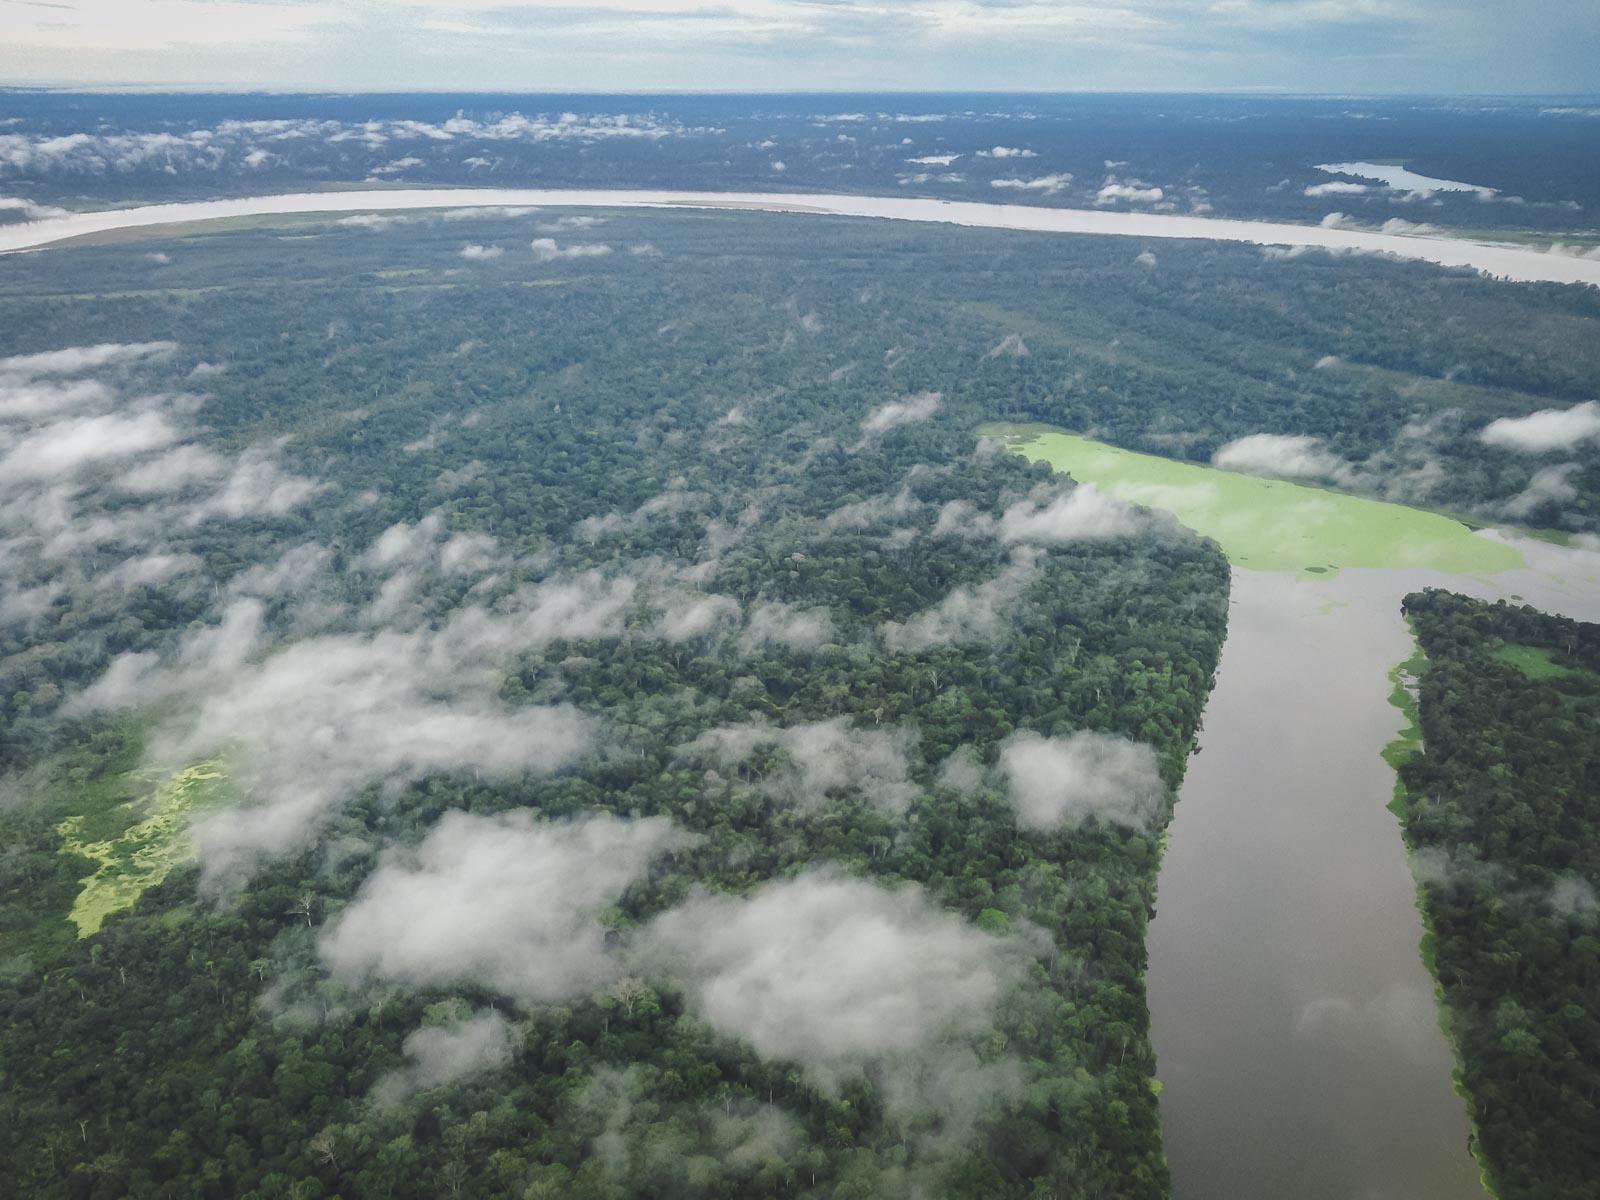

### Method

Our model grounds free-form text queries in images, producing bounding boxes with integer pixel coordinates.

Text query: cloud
[322,812,694,1000]
[982,333,1029,360]
[640,871,1029,1123]
[1135,250,1158,267]
[1096,181,1165,205]
[459,243,504,259]
[1212,433,1352,482]
[374,1009,516,1103]
[991,173,1071,195]
[0,115,703,181]
[937,484,1139,545]
[0,194,69,221]
[977,146,1036,159]
[680,717,919,814]
[1313,354,1341,369]
[337,213,407,230]
[1304,181,1371,196]
[825,486,922,530]
[530,237,613,261]
[860,391,940,438]
[535,215,607,232]
[1479,401,1600,453]
[0,411,182,480]
[654,591,742,641]
[883,551,1040,652]
[741,601,834,652]
[1502,463,1581,519]
[905,153,960,166]
[73,571,636,883]
[998,730,1163,830]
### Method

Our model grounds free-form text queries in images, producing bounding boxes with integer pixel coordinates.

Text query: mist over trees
[0,206,1235,1199]
[0,201,1594,1197]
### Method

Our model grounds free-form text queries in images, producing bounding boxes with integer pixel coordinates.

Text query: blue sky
[1,0,1596,94]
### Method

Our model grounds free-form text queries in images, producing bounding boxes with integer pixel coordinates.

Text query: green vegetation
[0,201,1595,1199]
[985,424,1524,574]
[1398,589,1600,1200]
[0,207,1237,1200]
[1382,634,1430,821]
[57,761,227,937]
[1492,643,1581,679]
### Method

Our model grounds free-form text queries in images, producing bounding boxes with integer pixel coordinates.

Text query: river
[3,188,1600,286]
[1147,544,1600,1200]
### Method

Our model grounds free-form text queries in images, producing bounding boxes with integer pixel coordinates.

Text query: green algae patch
[982,424,1524,576]
[57,762,227,938]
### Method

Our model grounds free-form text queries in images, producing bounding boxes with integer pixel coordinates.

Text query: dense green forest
[0,205,1596,1198]
[0,208,1237,1198]
[1398,590,1600,1200]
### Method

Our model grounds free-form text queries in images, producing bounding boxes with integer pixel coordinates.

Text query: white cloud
[0,194,69,220]
[375,1010,516,1103]
[459,243,504,259]
[998,730,1163,830]
[905,153,960,166]
[1096,181,1165,205]
[530,237,613,261]
[681,717,919,814]
[0,411,182,481]
[640,871,1029,1121]
[72,569,640,882]
[740,602,833,652]
[1304,181,1371,197]
[883,551,1040,653]
[860,391,940,438]
[944,484,1139,544]
[977,147,1036,159]
[322,812,694,1000]
[982,333,1029,360]
[1479,401,1600,453]
[1502,463,1581,518]
[991,173,1071,195]
[1213,433,1351,482]
[0,341,176,379]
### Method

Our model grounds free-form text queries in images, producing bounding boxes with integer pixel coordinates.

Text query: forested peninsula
[1399,590,1600,1200]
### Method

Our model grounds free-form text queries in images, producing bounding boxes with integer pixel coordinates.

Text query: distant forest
[1400,590,1600,1200]
[2,92,1599,233]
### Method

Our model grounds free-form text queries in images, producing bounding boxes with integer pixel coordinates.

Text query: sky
[0,0,1597,95]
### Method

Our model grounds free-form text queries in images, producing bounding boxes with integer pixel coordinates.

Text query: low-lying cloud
[640,871,1029,1128]
[998,730,1164,830]
[1212,433,1352,483]
[937,483,1139,544]
[681,717,919,814]
[322,811,693,999]
[860,391,941,438]
[1479,401,1600,453]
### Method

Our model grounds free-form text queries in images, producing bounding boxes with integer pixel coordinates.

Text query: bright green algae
[57,762,226,937]
[985,425,1524,575]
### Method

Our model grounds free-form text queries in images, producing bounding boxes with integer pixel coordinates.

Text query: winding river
[7,188,1599,1195]
[3,188,1600,286]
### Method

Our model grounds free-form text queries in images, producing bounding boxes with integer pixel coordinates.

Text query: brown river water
[1148,544,1600,1200]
